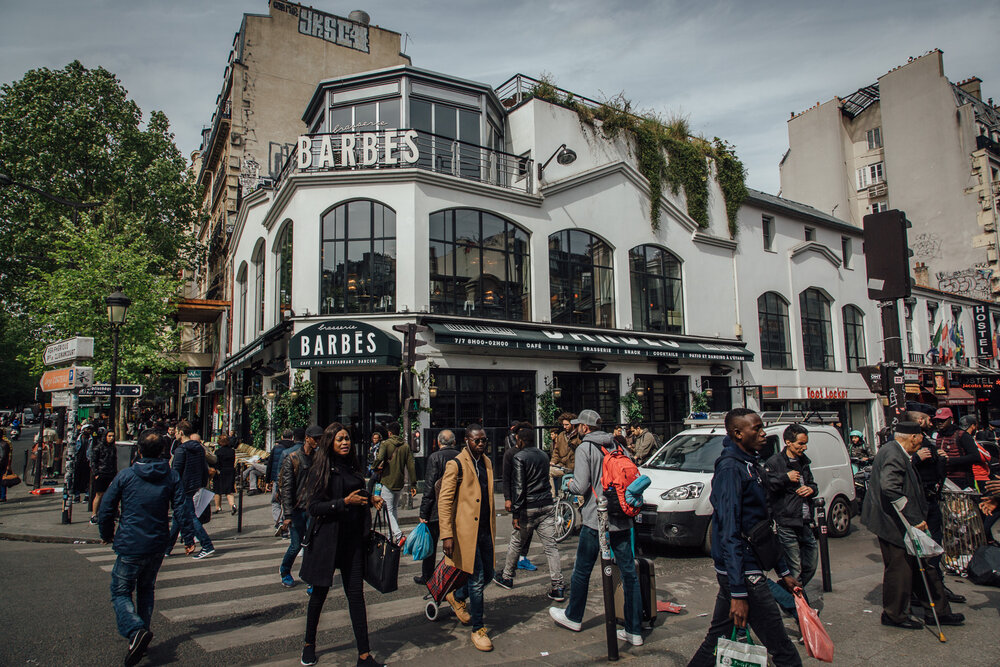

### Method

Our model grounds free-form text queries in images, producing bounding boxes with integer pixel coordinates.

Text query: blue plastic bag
[404,522,432,561]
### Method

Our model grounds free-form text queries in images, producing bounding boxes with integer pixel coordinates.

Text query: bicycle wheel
[553,499,576,543]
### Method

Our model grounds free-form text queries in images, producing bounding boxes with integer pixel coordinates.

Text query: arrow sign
[40,366,94,392]
[78,384,143,398]
[43,337,94,366]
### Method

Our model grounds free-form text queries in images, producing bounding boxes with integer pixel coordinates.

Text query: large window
[252,243,265,336]
[758,292,793,369]
[321,200,396,314]
[237,263,248,346]
[549,230,615,327]
[553,372,620,422]
[330,98,400,132]
[629,245,683,333]
[274,223,293,323]
[843,305,867,371]
[800,288,835,371]
[856,161,884,189]
[410,98,490,179]
[429,209,530,320]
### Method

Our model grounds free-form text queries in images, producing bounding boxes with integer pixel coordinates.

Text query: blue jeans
[454,532,494,631]
[110,553,165,639]
[566,526,641,635]
[166,495,213,553]
[776,524,818,587]
[280,509,307,576]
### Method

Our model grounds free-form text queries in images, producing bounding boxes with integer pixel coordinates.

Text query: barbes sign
[290,320,401,368]
[297,130,420,170]
[972,304,993,358]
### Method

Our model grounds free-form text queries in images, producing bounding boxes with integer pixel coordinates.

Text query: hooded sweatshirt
[567,430,633,532]
[375,435,416,491]
[171,439,208,496]
[98,458,195,555]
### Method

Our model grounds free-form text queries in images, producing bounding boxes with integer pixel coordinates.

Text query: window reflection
[843,305,866,371]
[274,224,293,322]
[549,230,615,327]
[800,288,835,370]
[758,292,793,369]
[321,201,396,314]
[629,245,682,333]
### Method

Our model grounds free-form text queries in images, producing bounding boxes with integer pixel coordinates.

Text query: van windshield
[645,434,727,473]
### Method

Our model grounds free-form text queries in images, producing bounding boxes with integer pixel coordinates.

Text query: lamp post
[105,288,131,437]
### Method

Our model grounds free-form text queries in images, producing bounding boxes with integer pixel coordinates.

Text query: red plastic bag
[794,589,833,662]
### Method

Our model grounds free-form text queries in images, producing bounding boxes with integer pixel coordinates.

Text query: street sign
[40,366,94,392]
[43,337,95,366]
[50,392,71,408]
[78,384,143,398]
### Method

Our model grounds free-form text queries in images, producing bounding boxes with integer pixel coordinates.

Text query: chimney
[913,261,929,287]
[958,77,982,100]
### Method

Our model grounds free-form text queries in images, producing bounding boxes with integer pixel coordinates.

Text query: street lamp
[105,287,131,436]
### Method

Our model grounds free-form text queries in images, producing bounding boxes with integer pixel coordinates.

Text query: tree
[0,61,201,387]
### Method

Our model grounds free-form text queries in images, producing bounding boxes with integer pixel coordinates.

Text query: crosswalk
[73,529,570,663]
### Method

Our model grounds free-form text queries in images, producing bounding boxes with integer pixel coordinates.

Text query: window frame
[842,304,867,372]
[628,244,683,334]
[799,288,836,371]
[273,223,293,323]
[841,236,853,268]
[320,200,397,315]
[252,244,265,337]
[866,127,882,150]
[548,229,615,328]
[758,292,793,370]
[762,215,774,251]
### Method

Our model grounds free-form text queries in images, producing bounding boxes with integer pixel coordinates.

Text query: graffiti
[269,141,295,178]
[936,264,993,299]
[239,154,262,192]
[911,232,942,260]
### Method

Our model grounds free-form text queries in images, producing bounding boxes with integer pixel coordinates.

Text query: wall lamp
[537,143,577,180]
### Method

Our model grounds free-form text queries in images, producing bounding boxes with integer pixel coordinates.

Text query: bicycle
[551,466,583,543]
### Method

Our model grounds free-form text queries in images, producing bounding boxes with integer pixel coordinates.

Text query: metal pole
[34,388,45,490]
[61,393,79,523]
[879,301,907,437]
[813,497,833,592]
[109,325,120,436]
[597,496,619,661]
[237,461,245,534]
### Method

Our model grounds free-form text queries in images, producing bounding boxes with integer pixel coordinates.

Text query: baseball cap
[571,409,602,427]
[959,414,978,429]
[933,407,953,420]
[304,425,325,439]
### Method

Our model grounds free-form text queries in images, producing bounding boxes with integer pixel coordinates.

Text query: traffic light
[406,398,421,413]
[392,323,429,366]
[863,209,912,300]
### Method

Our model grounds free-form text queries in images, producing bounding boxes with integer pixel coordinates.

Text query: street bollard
[813,497,833,592]
[597,495,619,661]
[237,461,245,534]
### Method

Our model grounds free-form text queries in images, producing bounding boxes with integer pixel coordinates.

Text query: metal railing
[495,73,604,113]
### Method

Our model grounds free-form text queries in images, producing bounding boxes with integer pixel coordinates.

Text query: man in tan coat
[438,424,496,652]
[549,412,580,495]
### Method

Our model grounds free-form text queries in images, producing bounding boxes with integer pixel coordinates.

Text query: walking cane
[891,498,945,642]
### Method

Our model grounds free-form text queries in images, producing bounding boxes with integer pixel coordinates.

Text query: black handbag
[364,505,400,594]
[743,517,782,571]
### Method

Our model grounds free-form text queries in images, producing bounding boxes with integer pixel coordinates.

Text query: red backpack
[599,444,641,518]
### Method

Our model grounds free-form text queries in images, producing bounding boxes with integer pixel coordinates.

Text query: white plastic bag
[193,487,215,518]
[891,497,944,558]
[716,629,767,667]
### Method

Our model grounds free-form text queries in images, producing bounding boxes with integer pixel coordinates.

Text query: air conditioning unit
[231,133,243,146]
[868,182,888,198]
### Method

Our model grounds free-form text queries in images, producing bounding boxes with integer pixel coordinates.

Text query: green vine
[619,379,644,424]
[528,75,748,236]
[248,396,269,451]
[536,376,560,452]
[690,391,711,414]
[270,371,316,434]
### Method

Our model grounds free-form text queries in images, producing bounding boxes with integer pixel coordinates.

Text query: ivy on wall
[536,376,560,452]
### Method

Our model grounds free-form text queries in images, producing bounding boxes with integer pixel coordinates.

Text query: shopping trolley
[423,557,469,621]
[941,488,988,575]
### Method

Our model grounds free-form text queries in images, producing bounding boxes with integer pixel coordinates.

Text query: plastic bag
[715,628,767,667]
[403,522,432,561]
[794,589,833,662]
[890,497,944,558]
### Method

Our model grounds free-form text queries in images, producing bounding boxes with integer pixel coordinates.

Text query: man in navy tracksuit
[688,408,802,667]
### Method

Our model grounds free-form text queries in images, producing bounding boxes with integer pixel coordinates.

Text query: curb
[0,532,105,545]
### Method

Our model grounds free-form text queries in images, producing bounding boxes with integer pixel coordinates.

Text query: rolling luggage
[612,556,657,629]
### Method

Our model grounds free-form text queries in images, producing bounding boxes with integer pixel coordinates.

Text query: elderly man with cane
[861,421,964,631]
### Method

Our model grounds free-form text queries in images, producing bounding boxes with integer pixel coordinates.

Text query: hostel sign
[972,304,993,358]
[290,320,401,368]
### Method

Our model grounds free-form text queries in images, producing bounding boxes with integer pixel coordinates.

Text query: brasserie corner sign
[290,320,401,368]
[297,130,420,170]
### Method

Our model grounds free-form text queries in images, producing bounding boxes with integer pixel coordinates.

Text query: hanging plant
[248,395,269,450]
[619,380,644,425]
[536,376,560,452]
[690,391,711,414]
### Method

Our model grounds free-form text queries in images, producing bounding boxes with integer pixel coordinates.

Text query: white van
[636,418,856,554]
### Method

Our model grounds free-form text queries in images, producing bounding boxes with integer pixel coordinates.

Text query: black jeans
[687,574,801,667]
[925,498,944,573]
[304,539,369,654]
[420,521,441,581]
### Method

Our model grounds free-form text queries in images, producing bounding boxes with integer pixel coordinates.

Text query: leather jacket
[279,447,312,516]
[419,445,459,522]
[511,447,554,517]
[763,450,818,527]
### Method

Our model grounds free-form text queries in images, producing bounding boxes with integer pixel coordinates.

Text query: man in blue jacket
[99,431,196,666]
[165,420,216,558]
[688,408,802,667]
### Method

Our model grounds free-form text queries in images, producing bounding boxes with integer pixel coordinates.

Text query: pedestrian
[98,431,196,666]
[941,414,984,490]
[372,422,416,544]
[74,423,93,503]
[763,424,818,587]
[0,434,11,502]
[298,421,386,667]
[860,421,964,629]
[213,435,237,515]
[165,420,216,559]
[687,408,802,667]
[415,429,461,587]
[365,429,384,493]
[267,429,296,534]
[501,420,537,572]
[630,420,659,466]
[166,422,180,459]
[550,409,645,647]
[548,412,580,495]
[494,426,565,601]
[849,430,872,462]
[438,423,496,651]
[972,429,995,495]
[278,424,322,587]
[90,429,119,525]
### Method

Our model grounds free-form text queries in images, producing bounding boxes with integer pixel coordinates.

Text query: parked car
[21,408,37,425]
[636,418,856,554]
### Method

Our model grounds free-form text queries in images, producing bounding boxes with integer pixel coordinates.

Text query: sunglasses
[469,437,488,444]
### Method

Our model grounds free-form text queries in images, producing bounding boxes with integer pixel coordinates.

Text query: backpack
[599,443,641,518]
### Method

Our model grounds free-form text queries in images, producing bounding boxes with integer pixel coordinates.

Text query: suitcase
[612,556,657,629]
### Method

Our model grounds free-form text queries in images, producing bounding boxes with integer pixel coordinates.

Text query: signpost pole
[61,393,79,523]
[878,301,907,441]
[109,326,120,436]
[33,387,45,490]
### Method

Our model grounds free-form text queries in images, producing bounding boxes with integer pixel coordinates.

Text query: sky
[1,0,998,195]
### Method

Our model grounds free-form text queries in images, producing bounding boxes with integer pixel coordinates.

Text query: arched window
[252,242,265,337]
[321,200,396,314]
[629,245,683,333]
[549,230,614,327]
[799,288,835,370]
[273,223,293,323]
[843,305,867,371]
[236,262,248,346]
[758,292,792,369]
[429,209,530,320]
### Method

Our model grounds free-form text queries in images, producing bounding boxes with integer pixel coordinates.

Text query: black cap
[895,421,922,434]
[304,425,324,439]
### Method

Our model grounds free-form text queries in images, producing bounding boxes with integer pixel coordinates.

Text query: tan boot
[445,592,472,625]
[471,627,493,651]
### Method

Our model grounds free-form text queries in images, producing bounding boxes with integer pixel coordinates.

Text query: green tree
[0,61,201,386]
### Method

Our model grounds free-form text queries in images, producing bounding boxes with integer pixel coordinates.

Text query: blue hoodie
[99,459,195,556]
[709,437,789,598]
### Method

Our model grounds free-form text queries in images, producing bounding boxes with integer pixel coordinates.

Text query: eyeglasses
[469,437,488,444]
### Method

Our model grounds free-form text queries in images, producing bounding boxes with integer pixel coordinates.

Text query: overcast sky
[1,0,998,195]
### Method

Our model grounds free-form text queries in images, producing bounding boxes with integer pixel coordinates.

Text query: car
[636,416,857,554]
[21,408,37,425]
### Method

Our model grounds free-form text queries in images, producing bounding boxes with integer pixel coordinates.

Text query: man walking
[502,420,536,572]
[764,424,818,587]
[688,409,801,667]
[630,421,659,466]
[267,429,295,534]
[861,421,963,629]
[438,424,496,651]
[494,426,564,601]
[549,412,579,495]
[550,409,644,647]
[373,422,416,544]
[277,424,321,587]
[415,429,461,587]
[98,431,196,666]
[165,420,216,559]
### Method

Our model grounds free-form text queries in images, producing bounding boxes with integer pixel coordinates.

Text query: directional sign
[50,392,71,408]
[40,366,94,392]
[43,337,94,366]
[78,384,143,398]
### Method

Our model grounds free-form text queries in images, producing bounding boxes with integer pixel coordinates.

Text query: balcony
[197,100,233,185]
[977,133,1000,156]
[867,182,888,198]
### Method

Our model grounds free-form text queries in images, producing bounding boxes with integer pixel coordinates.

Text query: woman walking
[90,429,118,524]
[214,435,237,514]
[298,422,385,667]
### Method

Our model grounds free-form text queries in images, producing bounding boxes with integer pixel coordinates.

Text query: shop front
[759,383,875,442]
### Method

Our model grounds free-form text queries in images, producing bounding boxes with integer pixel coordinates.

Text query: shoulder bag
[364,504,401,593]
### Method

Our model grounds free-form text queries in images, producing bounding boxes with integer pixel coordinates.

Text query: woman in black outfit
[299,422,385,667]
[214,435,237,514]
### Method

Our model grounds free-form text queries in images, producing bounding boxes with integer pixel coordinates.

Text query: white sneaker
[549,606,582,632]
[617,629,643,646]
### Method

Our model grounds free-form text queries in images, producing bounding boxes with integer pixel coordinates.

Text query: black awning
[427,322,753,362]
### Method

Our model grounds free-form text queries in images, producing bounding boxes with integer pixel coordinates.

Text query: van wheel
[827,496,851,538]
[702,521,712,556]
